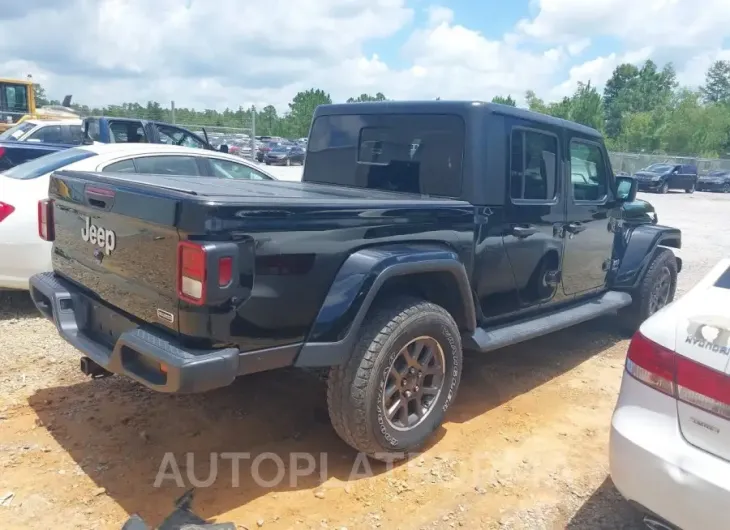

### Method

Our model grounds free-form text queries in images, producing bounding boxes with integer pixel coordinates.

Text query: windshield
[0,121,35,140]
[3,147,96,180]
[643,164,673,173]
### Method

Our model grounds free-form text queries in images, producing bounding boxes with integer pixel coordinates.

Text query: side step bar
[463,291,632,353]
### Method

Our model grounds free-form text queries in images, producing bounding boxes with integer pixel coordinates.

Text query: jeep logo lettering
[81,216,117,255]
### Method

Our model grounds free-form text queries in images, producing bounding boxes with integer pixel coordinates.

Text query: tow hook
[121,489,236,529]
[79,357,112,379]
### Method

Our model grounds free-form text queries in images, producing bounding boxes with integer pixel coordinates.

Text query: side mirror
[219,144,229,153]
[615,175,637,203]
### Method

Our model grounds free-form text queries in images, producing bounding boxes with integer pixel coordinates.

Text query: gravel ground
[0,182,727,530]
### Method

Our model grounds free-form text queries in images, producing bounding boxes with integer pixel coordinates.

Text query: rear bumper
[610,374,730,530]
[697,182,727,192]
[29,272,298,393]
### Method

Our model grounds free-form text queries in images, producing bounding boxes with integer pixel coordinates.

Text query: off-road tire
[617,248,677,334]
[327,297,462,461]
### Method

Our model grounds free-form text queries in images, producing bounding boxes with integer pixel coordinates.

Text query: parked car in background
[634,163,698,194]
[256,140,285,162]
[82,117,220,152]
[0,119,83,144]
[0,143,275,290]
[264,144,305,166]
[697,169,730,193]
[610,258,730,530]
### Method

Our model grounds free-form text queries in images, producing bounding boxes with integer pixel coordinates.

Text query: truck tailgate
[48,170,181,333]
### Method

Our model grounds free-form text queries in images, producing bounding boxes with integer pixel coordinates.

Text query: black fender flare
[610,224,682,290]
[294,244,476,367]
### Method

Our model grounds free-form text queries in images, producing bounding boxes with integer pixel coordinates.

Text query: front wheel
[327,297,462,461]
[617,248,678,334]
[659,182,669,194]
[685,182,695,193]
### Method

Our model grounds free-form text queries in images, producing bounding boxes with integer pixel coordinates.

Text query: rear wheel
[617,248,677,334]
[327,297,462,461]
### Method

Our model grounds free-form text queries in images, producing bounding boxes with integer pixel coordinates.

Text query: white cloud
[1,0,730,115]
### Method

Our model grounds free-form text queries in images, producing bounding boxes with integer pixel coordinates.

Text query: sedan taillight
[38,199,55,241]
[0,201,14,222]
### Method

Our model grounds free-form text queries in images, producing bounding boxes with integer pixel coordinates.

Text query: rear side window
[134,155,200,176]
[102,159,137,173]
[27,125,63,144]
[2,148,96,180]
[109,121,147,143]
[306,114,464,197]
[510,129,558,202]
[0,121,35,140]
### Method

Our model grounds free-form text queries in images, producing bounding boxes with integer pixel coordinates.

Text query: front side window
[510,129,558,201]
[570,141,608,202]
[1,84,29,115]
[157,125,207,149]
[67,125,84,144]
[307,113,464,197]
[134,155,200,176]
[209,158,271,180]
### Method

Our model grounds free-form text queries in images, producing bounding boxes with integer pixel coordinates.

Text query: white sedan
[610,258,730,530]
[0,143,276,290]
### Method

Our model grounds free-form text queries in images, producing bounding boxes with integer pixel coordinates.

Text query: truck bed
[55,170,467,205]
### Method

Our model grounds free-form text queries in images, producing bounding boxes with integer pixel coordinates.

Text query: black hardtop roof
[314,100,602,139]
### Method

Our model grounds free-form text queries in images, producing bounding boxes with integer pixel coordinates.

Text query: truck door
[501,124,568,311]
[561,136,616,296]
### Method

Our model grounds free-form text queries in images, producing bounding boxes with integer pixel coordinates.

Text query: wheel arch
[294,244,476,368]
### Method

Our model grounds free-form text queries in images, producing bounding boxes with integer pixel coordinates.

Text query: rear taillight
[37,199,54,241]
[626,332,730,419]
[178,241,207,305]
[0,146,5,158]
[177,241,238,305]
[0,202,14,222]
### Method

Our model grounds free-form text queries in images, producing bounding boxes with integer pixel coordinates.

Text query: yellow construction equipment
[0,77,78,132]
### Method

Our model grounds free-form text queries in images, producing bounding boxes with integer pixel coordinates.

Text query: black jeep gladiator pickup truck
[30,101,682,460]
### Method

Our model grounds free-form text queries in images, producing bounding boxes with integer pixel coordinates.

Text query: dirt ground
[1,188,728,530]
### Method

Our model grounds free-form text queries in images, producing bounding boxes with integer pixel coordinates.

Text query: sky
[2,0,730,113]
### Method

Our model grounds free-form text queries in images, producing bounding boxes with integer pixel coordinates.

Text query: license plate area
[78,298,135,347]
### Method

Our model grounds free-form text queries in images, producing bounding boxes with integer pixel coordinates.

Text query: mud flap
[121,489,235,530]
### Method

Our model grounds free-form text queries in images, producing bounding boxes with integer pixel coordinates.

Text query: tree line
[34,60,730,157]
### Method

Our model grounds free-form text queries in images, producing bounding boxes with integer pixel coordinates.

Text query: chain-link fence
[609,151,730,175]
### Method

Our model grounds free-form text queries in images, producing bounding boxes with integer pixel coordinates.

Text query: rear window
[2,148,96,180]
[0,121,35,140]
[305,113,464,197]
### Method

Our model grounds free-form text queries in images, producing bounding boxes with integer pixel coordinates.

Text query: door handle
[565,222,586,234]
[511,225,538,238]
